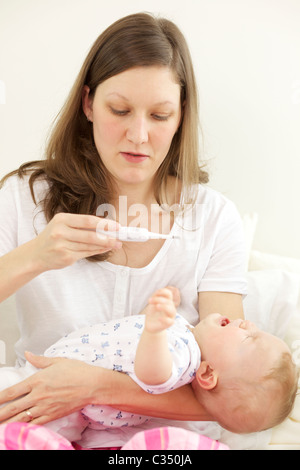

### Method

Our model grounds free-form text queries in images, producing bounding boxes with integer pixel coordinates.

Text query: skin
[191,314,293,432]
[134,287,179,385]
[82,66,182,200]
[193,313,291,387]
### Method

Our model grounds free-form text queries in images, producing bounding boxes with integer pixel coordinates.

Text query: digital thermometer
[97,226,180,242]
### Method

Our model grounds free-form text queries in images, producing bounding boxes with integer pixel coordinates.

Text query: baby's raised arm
[134,288,179,386]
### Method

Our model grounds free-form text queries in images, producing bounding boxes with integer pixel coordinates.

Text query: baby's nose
[239,319,257,330]
[230,318,244,328]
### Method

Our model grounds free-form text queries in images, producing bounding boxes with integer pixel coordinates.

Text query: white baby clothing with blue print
[44,313,201,429]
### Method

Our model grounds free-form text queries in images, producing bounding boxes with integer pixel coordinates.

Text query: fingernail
[96,234,108,241]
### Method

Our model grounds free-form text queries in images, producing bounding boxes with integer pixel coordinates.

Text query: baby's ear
[195,362,218,390]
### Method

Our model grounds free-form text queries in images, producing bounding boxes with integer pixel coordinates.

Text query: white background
[0,0,299,257]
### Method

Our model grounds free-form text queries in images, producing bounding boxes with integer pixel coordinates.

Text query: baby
[137,287,299,434]
[0,287,298,440]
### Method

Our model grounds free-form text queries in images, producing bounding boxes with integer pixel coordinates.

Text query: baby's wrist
[143,324,168,336]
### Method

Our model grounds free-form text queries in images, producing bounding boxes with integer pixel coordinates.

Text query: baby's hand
[145,288,177,333]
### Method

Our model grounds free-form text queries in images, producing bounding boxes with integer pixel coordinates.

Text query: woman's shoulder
[193,184,233,207]
[1,170,50,202]
[1,172,29,189]
[169,177,232,208]
[186,184,241,229]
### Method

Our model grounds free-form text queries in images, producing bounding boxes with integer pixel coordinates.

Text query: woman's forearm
[0,356,212,425]
[91,366,212,421]
[0,240,44,303]
[0,213,122,304]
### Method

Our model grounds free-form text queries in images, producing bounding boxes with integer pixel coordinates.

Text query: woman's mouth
[120,152,149,163]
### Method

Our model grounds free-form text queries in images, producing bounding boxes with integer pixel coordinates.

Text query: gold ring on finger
[25,410,34,422]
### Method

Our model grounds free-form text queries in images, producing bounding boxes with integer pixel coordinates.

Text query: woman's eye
[109,107,170,121]
[152,114,170,121]
[110,107,128,116]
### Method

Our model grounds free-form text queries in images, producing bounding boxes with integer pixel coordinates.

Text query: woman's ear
[82,85,93,122]
[195,361,218,390]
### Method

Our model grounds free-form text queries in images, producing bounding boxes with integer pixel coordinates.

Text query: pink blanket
[0,422,74,450]
[0,423,229,450]
[122,427,229,450]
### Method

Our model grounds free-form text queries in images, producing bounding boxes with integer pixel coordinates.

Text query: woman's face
[82,66,182,190]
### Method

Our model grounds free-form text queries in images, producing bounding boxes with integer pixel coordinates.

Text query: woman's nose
[126,116,149,145]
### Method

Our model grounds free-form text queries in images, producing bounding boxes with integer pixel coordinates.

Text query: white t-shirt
[0,174,247,447]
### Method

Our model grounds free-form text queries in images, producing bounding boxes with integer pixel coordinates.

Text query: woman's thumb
[25,350,57,368]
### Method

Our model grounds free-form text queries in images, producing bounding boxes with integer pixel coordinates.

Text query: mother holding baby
[0,13,247,448]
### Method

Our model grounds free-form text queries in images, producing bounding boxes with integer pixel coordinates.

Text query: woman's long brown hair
[1,12,208,261]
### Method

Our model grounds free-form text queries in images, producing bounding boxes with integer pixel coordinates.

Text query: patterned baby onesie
[45,313,201,429]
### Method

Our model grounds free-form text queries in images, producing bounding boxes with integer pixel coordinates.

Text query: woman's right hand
[31,213,122,271]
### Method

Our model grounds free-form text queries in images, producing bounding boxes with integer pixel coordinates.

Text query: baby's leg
[45,412,87,443]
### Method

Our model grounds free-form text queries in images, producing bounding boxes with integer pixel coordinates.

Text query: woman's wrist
[22,238,49,275]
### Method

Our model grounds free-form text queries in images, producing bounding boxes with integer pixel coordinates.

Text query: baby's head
[192,314,298,433]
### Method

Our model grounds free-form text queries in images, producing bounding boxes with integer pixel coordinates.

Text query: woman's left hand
[0,352,99,425]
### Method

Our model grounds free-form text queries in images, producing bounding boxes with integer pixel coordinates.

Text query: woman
[0,13,247,447]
